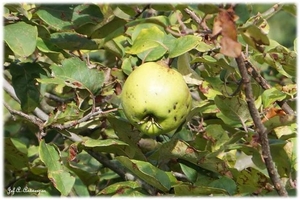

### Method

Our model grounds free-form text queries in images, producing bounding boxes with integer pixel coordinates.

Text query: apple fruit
[121,61,192,136]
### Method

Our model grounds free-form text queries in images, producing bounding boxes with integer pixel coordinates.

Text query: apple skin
[121,62,192,136]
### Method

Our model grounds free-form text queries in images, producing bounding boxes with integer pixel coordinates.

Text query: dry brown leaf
[212,7,242,58]
[261,107,286,123]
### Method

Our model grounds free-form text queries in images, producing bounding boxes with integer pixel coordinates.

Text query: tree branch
[235,55,288,196]
[4,102,44,129]
[51,107,118,130]
[260,4,283,20]
[184,8,210,31]
[244,59,295,115]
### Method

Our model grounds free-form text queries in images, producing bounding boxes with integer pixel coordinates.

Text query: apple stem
[138,115,163,130]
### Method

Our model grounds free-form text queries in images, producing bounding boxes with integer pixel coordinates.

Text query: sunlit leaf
[39,140,75,196]
[173,183,228,196]
[126,26,167,55]
[98,181,146,196]
[261,87,286,107]
[167,35,200,58]
[116,156,176,192]
[38,57,104,95]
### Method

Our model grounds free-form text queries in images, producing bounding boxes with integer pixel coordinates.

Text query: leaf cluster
[3,3,296,197]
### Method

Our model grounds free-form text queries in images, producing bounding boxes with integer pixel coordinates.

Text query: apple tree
[3,3,297,197]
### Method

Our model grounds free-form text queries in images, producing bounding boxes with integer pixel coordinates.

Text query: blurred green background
[250,4,296,49]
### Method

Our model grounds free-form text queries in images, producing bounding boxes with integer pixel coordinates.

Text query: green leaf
[215,95,251,124]
[39,57,104,95]
[4,138,28,170]
[98,181,146,196]
[37,37,62,53]
[270,141,293,177]
[91,17,127,40]
[81,137,131,156]
[204,125,230,151]
[82,138,128,148]
[104,36,126,57]
[45,102,84,126]
[236,168,268,195]
[39,140,62,172]
[148,139,225,174]
[197,4,219,14]
[209,176,237,195]
[72,177,90,196]
[173,183,228,196]
[107,116,147,161]
[264,114,296,132]
[167,35,200,58]
[137,45,167,61]
[282,4,296,16]
[177,53,203,85]
[26,181,60,196]
[116,156,176,192]
[39,140,75,196]
[195,41,215,52]
[241,25,270,48]
[49,32,98,50]
[262,87,286,107]
[72,4,104,26]
[10,62,45,113]
[179,162,197,182]
[235,4,251,24]
[36,4,103,30]
[121,57,133,75]
[126,26,167,55]
[4,21,37,57]
[48,171,76,196]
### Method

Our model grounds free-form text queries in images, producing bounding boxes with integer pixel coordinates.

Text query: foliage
[3,3,297,197]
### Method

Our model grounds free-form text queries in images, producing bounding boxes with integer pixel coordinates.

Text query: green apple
[121,61,192,136]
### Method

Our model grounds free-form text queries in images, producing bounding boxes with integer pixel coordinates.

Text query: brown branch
[244,59,295,115]
[51,107,118,130]
[134,4,151,19]
[184,8,210,30]
[4,102,44,128]
[235,55,288,196]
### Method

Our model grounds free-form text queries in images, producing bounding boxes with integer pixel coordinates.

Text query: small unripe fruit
[121,62,192,136]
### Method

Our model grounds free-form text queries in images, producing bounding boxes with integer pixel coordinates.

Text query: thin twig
[184,8,210,30]
[235,55,288,196]
[44,92,74,103]
[4,102,44,128]
[260,4,283,21]
[51,107,118,130]
[134,4,151,19]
